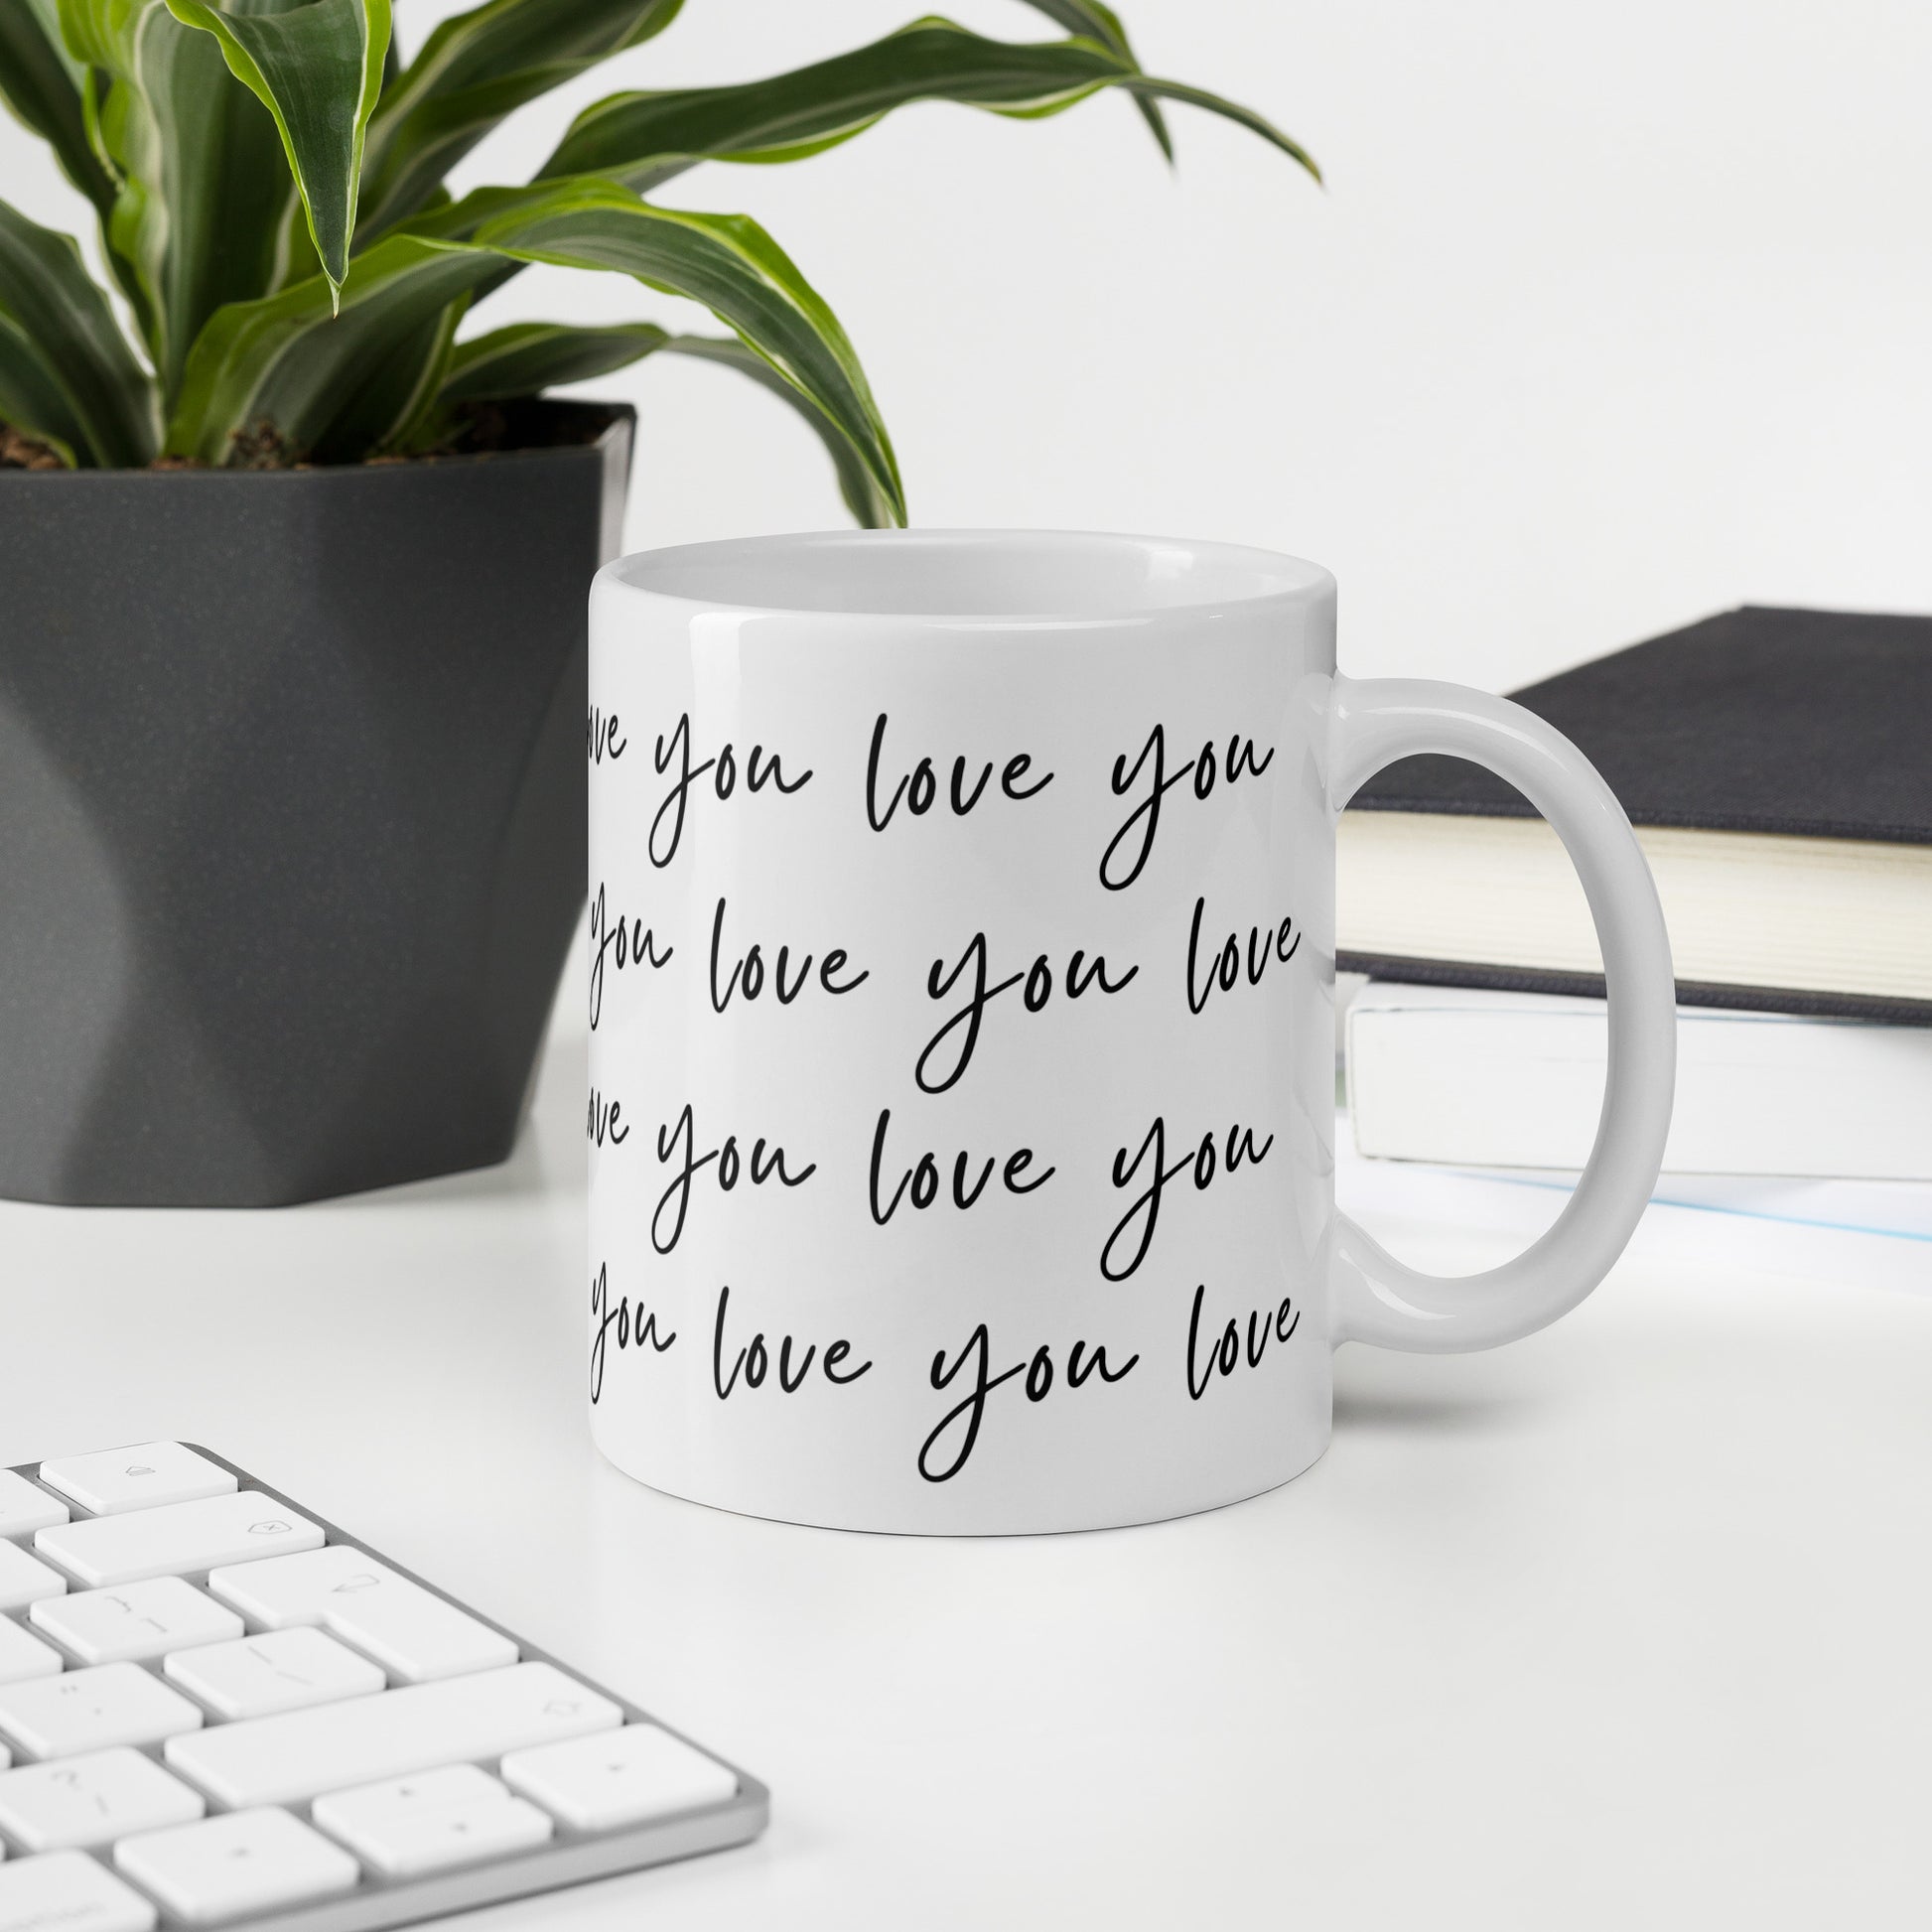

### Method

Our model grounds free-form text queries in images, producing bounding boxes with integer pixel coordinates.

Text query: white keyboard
[0,1446,764,1929]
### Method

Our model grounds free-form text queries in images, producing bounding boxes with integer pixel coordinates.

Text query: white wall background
[7,0,1931,692]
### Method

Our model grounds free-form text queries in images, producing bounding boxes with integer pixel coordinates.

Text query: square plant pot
[0,401,630,1205]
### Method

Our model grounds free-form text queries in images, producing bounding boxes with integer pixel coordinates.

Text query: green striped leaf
[164,231,497,461]
[345,294,468,460]
[537,16,1316,191]
[439,320,669,401]
[477,182,901,519]
[1017,0,1171,158]
[164,0,390,301]
[433,321,897,524]
[0,198,158,466]
[1112,74,1318,180]
[656,333,898,528]
[0,313,84,466]
[358,0,683,237]
[411,180,901,515]
[169,179,903,523]
[58,0,318,395]
[0,0,116,212]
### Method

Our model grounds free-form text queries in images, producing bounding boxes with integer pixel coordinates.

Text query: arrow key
[314,1767,553,1877]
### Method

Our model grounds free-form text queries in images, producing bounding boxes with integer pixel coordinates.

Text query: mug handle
[1326,675,1677,1350]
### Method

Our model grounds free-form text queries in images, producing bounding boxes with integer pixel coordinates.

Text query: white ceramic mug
[586,532,1675,1534]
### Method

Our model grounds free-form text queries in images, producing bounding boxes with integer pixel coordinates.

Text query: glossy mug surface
[586,532,1675,1534]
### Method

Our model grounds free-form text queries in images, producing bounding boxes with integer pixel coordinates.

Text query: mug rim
[597,528,1335,628]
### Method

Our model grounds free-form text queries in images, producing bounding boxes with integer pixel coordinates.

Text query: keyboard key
[0,1621,62,1687]
[502,1725,739,1831]
[0,1664,204,1762]
[0,1547,66,1615]
[31,1580,242,1666]
[0,1850,156,1932]
[35,1494,322,1589]
[209,1547,516,1684]
[313,1767,553,1877]
[164,1628,385,1721]
[0,1475,67,1540]
[165,1661,621,1808]
[114,1807,358,1925]
[0,1746,206,1852]
[311,1761,499,1831]
[38,1446,234,1518]
[2,1446,760,1919]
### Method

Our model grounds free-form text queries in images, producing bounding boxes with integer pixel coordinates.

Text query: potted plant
[0,0,1314,1206]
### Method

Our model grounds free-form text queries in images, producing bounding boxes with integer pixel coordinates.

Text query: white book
[1345,982,1932,1179]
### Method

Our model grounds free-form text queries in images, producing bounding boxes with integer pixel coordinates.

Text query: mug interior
[605,529,1331,621]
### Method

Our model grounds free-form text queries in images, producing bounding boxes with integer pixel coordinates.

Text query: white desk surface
[5,985,1931,1932]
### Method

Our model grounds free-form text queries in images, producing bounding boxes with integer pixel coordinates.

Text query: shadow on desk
[1330,1387,1540,1437]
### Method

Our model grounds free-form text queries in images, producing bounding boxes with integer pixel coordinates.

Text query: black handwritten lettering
[865,713,1054,832]
[587,882,672,1031]
[1100,723,1277,890]
[649,712,811,868]
[868,1108,1054,1225]
[1067,1338,1134,1388]
[588,705,626,763]
[709,897,869,1013]
[1184,1283,1302,1399]
[1002,752,1051,801]
[917,932,1137,1093]
[586,1086,630,1148]
[589,1262,675,1405]
[652,1105,816,1254]
[920,1324,1139,1482]
[712,1285,872,1399]
[1101,1117,1275,1281]
[1184,897,1304,1016]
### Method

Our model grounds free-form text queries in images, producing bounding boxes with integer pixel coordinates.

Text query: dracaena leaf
[58,0,316,396]
[438,319,669,402]
[0,313,84,465]
[357,0,682,237]
[0,0,116,212]
[0,198,158,466]
[1110,74,1317,180]
[433,321,898,525]
[169,180,903,524]
[463,181,902,518]
[345,293,467,460]
[1015,0,1171,158]
[537,16,1316,191]
[163,0,391,301]
[655,333,898,528]
[164,232,494,461]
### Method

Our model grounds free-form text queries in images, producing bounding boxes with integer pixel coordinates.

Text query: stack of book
[1338,605,1932,1179]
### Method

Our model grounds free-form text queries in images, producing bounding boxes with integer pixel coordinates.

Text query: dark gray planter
[0,402,629,1206]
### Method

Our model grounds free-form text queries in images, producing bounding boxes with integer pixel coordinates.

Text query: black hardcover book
[1337,606,1932,1024]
